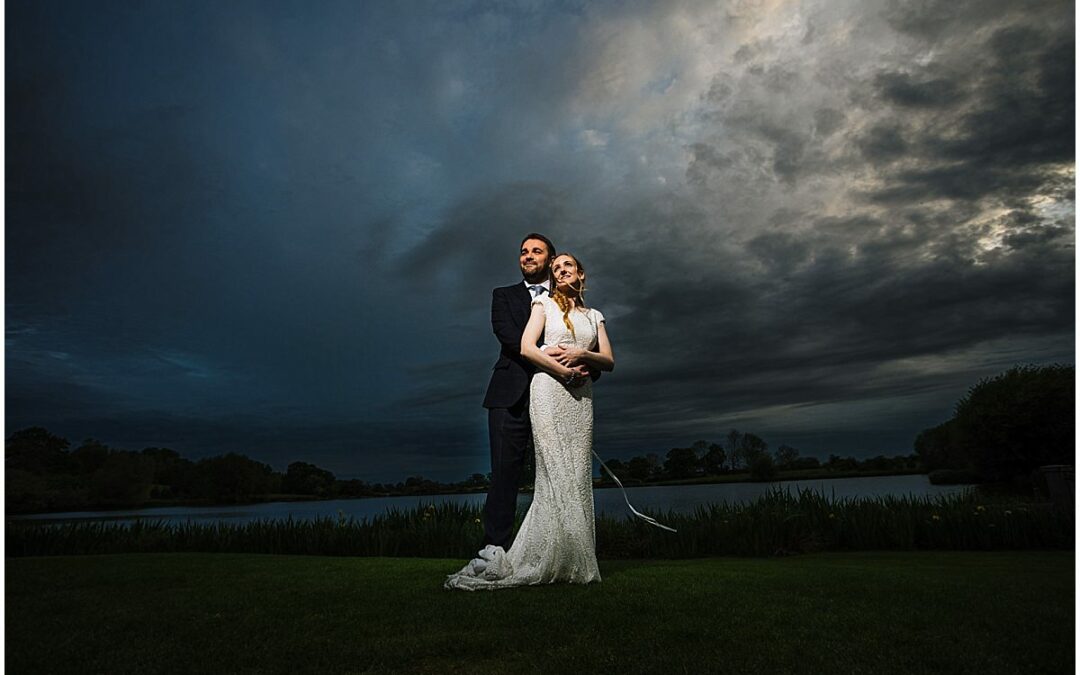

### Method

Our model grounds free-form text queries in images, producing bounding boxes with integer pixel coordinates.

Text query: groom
[482,233,590,551]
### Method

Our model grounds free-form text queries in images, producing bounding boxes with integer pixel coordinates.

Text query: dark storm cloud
[396,182,573,298]
[7,0,1073,479]
[857,123,908,164]
[880,0,1058,41]
[860,23,1073,206]
[873,71,964,109]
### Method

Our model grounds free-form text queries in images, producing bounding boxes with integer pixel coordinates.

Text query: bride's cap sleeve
[530,296,546,308]
[592,308,605,323]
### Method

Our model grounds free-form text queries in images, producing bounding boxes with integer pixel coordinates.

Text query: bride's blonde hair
[550,253,587,338]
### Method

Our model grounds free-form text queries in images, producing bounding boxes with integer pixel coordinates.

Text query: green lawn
[7,551,1073,674]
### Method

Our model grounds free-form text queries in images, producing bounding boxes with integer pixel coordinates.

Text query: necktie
[529,285,547,297]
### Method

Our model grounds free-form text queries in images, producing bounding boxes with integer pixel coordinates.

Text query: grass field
[6,550,1073,674]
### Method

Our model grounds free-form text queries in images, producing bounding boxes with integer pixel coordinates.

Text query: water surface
[10,473,974,527]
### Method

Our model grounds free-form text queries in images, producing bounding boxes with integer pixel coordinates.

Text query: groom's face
[520,238,552,282]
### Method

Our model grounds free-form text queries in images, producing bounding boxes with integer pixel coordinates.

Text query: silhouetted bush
[916,364,1074,483]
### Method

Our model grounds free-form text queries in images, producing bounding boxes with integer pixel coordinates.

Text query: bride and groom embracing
[445,233,672,591]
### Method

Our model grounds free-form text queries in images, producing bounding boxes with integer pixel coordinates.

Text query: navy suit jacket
[482,283,537,409]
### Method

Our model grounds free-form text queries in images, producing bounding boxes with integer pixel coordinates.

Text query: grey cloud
[856,27,1072,204]
[686,142,735,185]
[857,123,908,164]
[873,71,964,109]
[746,231,813,272]
[881,0,1057,42]
[1003,222,1073,250]
[397,182,573,297]
[813,108,845,137]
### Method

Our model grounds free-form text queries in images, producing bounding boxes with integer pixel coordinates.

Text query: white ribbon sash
[592,451,678,533]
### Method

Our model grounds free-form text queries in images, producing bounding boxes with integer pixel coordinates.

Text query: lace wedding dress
[445,295,604,591]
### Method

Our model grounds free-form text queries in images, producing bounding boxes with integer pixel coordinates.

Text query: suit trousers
[482,395,532,550]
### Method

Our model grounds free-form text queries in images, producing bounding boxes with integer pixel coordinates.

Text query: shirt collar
[523,279,551,290]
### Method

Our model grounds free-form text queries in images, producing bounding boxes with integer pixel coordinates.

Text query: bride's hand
[555,346,586,366]
[565,365,589,388]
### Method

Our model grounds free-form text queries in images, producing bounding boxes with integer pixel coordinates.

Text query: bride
[444,253,611,590]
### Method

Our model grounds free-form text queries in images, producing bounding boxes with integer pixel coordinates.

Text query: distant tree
[151,453,200,498]
[465,473,489,488]
[862,455,891,471]
[198,453,279,502]
[790,456,820,470]
[6,468,51,513]
[140,446,184,492]
[703,443,727,474]
[742,433,768,457]
[951,364,1075,482]
[824,454,858,471]
[914,420,966,472]
[749,452,777,481]
[626,456,652,481]
[912,364,1075,483]
[71,439,111,475]
[337,478,372,497]
[285,461,337,496]
[730,432,767,470]
[141,447,180,463]
[402,475,440,494]
[90,452,154,506]
[598,458,625,484]
[664,447,701,479]
[774,444,799,468]
[724,429,743,470]
[6,427,71,473]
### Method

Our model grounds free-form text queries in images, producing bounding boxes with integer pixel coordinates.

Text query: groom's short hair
[520,232,556,257]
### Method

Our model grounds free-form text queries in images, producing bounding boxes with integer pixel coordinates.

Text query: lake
[9,473,975,527]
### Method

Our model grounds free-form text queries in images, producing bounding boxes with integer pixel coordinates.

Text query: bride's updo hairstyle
[550,253,587,338]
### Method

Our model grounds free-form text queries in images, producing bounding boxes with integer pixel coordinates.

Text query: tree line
[8,362,1070,514]
[595,431,918,485]
[5,428,494,514]
[6,425,914,515]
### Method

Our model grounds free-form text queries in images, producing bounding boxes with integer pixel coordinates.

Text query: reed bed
[7,487,1071,558]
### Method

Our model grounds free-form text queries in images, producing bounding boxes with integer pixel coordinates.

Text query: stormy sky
[7,0,1074,482]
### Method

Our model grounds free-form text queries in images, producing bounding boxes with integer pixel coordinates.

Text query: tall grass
[7,487,1071,558]
[596,486,1070,557]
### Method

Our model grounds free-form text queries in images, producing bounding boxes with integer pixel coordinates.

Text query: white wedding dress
[445,295,604,590]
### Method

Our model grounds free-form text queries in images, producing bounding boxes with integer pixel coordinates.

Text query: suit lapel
[511,282,532,325]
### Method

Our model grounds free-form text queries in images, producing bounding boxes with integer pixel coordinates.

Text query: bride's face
[552,255,584,292]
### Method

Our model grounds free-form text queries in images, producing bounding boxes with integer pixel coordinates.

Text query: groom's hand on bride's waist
[567,365,590,388]
[544,345,567,360]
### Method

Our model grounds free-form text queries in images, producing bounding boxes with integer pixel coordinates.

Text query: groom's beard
[521,267,549,284]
